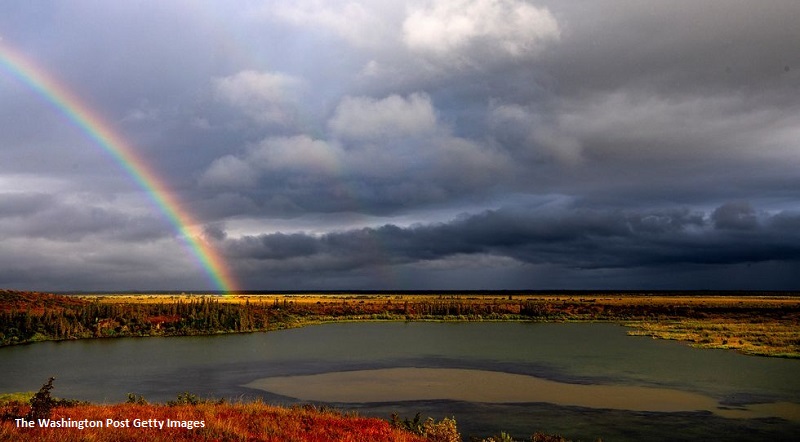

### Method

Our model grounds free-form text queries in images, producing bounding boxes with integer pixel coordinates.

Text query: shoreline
[2,290,798,358]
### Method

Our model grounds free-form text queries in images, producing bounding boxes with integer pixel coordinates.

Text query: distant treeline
[2,289,798,347]
[0,291,292,346]
[56,289,800,297]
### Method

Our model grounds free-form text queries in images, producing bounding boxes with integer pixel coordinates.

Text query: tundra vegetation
[0,379,574,442]
[1,289,798,357]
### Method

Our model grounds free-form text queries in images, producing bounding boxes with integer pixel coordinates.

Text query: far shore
[2,290,799,358]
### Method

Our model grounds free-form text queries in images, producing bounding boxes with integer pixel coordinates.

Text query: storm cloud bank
[219,203,800,289]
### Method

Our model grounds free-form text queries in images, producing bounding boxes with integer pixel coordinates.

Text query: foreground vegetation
[1,398,432,441]
[0,380,574,442]
[1,289,798,357]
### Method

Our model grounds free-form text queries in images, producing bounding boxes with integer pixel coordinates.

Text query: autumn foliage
[0,400,434,442]
[2,289,798,356]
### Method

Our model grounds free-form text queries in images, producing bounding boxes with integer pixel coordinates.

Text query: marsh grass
[626,319,800,357]
[0,392,34,403]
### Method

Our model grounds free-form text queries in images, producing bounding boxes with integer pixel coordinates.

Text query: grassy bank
[626,318,800,358]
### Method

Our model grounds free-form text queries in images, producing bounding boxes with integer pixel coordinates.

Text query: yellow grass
[627,319,800,357]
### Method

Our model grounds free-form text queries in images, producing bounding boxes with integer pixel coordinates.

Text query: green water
[1,322,798,440]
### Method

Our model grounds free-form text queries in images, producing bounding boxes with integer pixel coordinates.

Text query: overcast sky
[1,0,799,292]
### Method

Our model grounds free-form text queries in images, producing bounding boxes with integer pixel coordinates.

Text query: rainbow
[0,40,238,293]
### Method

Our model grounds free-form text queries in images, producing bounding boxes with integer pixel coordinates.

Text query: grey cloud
[200,155,259,189]
[403,0,560,61]
[0,193,171,243]
[203,0,798,217]
[222,203,798,285]
[0,236,210,292]
[770,212,800,230]
[539,0,800,98]
[328,93,438,140]
[488,101,582,165]
[712,202,759,230]
[248,136,342,175]
[200,94,511,216]
[231,232,321,260]
[202,223,228,242]
[266,0,400,49]
[484,88,800,206]
[211,70,304,129]
[0,193,55,218]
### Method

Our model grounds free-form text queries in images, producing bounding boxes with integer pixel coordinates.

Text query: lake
[1,322,798,441]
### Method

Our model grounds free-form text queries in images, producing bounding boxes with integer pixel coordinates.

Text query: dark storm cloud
[711,202,759,231]
[221,203,800,285]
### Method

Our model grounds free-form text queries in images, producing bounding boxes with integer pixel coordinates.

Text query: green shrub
[167,392,202,406]
[482,432,516,442]
[391,413,461,442]
[26,377,56,420]
[422,416,460,442]
[125,393,148,405]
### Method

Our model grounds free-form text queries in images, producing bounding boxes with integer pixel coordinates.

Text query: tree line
[0,295,293,346]
[2,289,796,347]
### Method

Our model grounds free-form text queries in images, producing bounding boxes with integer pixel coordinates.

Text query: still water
[1,322,798,440]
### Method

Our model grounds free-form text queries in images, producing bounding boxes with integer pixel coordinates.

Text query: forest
[0,290,285,345]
